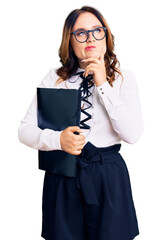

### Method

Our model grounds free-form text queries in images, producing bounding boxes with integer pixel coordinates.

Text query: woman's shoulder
[38,67,61,88]
[115,67,135,80]
[112,67,138,92]
[115,67,137,88]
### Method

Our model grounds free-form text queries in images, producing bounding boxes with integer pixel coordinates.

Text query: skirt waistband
[78,141,121,159]
[75,142,122,205]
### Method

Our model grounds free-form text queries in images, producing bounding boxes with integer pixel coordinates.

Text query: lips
[85,46,96,50]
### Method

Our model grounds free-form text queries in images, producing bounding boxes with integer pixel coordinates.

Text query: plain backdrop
[0,0,162,239]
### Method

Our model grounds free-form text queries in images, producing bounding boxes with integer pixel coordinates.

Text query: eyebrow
[74,25,102,31]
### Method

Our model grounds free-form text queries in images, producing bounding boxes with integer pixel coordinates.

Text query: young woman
[18,6,144,240]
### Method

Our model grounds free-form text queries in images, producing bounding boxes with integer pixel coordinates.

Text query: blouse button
[101,92,104,94]
[100,88,102,90]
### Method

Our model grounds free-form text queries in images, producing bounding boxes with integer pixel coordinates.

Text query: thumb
[69,126,83,133]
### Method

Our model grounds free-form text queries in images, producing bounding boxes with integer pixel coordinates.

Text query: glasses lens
[93,27,106,40]
[75,30,88,42]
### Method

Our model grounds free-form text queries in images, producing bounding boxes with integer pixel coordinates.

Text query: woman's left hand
[81,47,107,87]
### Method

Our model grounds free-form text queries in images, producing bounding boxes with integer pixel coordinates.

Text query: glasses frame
[70,26,107,43]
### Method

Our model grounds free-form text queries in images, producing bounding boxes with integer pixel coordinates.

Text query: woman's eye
[76,31,86,36]
[94,28,101,33]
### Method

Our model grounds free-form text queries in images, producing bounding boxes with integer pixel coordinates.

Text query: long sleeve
[18,70,63,151]
[96,70,144,144]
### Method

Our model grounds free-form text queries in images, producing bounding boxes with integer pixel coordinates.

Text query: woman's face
[70,12,107,69]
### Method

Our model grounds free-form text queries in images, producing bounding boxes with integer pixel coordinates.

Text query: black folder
[37,88,82,177]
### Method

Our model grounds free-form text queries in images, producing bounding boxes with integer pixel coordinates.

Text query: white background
[0,0,162,239]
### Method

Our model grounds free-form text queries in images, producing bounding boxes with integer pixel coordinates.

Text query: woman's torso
[48,67,122,148]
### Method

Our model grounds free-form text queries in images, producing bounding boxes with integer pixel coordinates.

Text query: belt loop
[99,152,104,165]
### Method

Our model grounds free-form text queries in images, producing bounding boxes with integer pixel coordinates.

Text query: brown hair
[56,6,123,87]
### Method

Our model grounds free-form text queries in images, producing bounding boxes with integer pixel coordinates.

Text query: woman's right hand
[60,126,85,155]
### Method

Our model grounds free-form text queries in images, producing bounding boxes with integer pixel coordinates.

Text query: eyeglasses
[70,27,107,43]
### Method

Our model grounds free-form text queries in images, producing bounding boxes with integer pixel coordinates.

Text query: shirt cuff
[53,130,63,150]
[40,129,63,151]
[96,80,124,113]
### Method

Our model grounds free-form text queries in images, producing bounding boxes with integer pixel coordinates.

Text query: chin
[86,52,99,58]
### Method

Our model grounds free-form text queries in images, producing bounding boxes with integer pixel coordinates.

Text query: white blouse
[18,67,144,151]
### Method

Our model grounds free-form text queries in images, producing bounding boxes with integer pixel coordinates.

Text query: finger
[69,126,83,133]
[76,144,84,151]
[76,135,85,143]
[74,150,82,156]
[76,141,85,149]
[81,58,100,64]
[99,47,106,64]
[84,63,97,72]
[78,135,85,141]
[84,69,95,78]
[77,139,86,146]
[84,65,97,77]
[76,134,85,141]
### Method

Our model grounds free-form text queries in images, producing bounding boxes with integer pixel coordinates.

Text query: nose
[87,31,95,42]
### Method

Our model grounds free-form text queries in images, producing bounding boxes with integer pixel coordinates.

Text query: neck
[78,60,89,70]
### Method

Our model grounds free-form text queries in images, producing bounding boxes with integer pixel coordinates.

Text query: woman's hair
[56,6,123,87]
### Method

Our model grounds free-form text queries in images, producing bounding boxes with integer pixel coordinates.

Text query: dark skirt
[41,141,139,240]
